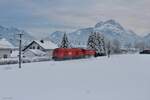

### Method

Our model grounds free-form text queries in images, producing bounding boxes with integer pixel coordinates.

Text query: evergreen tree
[60,33,71,48]
[106,41,111,58]
[87,32,96,50]
[100,35,106,55]
[87,32,106,56]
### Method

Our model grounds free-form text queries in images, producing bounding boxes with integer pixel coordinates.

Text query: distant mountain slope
[0,25,34,46]
[50,19,142,47]
[49,31,65,45]
[143,33,150,47]
[1,19,149,49]
[93,19,141,46]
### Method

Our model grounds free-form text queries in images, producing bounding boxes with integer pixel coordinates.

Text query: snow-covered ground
[0,54,150,100]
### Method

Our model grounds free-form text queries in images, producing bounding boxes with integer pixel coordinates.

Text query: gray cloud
[0,0,150,35]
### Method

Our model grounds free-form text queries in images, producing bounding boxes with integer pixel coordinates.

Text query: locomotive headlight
[68,52,72,55]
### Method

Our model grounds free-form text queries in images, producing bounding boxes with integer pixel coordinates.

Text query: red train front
[52,48,96,60]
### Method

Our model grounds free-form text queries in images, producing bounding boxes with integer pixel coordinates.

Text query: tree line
[59,32,144,57]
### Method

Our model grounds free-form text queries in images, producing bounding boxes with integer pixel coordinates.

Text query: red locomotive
[52,48,96,60]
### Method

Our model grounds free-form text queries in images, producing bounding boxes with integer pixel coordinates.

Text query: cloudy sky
[0,0,150,36]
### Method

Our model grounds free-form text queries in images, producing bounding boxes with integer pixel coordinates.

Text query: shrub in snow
[22,58,31,63]
[111,39,121,54]
[105,39,122,54]
[31,57,51,62]
[0,58,18,65]
[0,56,52,65]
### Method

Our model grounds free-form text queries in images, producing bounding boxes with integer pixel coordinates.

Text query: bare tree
[106,41,111,58]
[112,39,121,53]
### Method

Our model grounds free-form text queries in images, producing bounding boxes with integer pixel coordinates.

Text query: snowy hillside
[143,33,150,47]
[0,54,150,100]
[0,38,15,49]
[94,20,141,46]
[50,19,142,47]
[49,31,66,45]
[0,25,34,46]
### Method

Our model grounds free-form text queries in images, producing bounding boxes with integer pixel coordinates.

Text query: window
[37,46,40,49]
[3,54,8,59]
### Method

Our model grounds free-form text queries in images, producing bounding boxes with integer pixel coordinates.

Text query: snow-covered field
[0,54,150,100]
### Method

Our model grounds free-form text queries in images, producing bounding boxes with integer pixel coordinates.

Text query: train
[52,48,96,60]
[140,49,150,54]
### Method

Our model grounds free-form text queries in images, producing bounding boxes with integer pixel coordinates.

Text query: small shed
[0,38,15,59]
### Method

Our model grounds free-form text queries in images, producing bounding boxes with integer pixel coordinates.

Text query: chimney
[40,40,44,43]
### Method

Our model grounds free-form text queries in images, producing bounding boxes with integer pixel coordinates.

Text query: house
[23,40,58,57]
[0,38,15,59]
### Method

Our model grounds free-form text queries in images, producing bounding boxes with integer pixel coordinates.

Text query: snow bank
[0,57,52,65]
[0,54,150,100]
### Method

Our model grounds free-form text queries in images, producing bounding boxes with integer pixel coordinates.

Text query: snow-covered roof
[0,38,14,49]
[24,49,46,56]
[34,40,58,50]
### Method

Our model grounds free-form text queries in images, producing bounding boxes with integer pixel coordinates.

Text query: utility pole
[107,41,111,58]
[17,32,23,69]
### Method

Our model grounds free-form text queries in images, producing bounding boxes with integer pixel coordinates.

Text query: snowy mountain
[49,28,94,47]
[49,31,65,45]
[50,19,142,47]
[0,25,34,46]
[143,33,150,47]
[0,54,150,100]
[0,38,15,49]
[94,20,141,46]
[0,20,147,48]
[69,27,94,45]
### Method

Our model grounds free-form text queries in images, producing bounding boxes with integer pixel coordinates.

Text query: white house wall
[0,49,11,59]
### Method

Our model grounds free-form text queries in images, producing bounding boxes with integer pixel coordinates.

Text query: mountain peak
[105,19,117,24]
[95,21,104,28]
[104,19,124,30]
[95,19,124,30]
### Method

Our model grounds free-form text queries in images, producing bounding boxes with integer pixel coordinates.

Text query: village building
[0,38,15,59]
[23,40,58,57]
